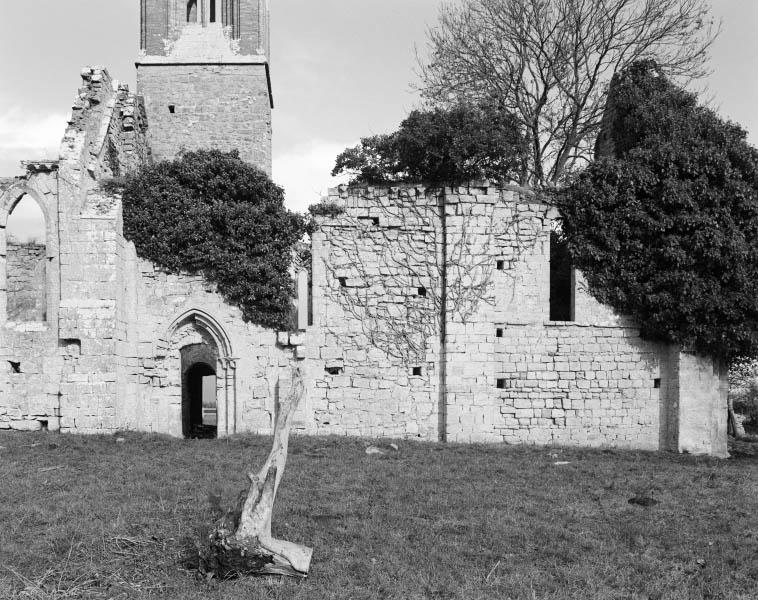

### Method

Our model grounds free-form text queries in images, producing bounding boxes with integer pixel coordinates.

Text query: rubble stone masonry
[6,242,46,322]
[307,185,728,456]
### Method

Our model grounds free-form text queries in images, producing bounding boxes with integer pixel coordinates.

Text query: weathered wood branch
[199,366,312,578]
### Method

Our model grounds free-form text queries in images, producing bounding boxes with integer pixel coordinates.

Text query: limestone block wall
[6,242,46,322]
[310,184,728,455]
[0,168,61,432]
[137,64,272,173]
[308,186,445,438]
[111,235,300,438]
[30,67,151,434]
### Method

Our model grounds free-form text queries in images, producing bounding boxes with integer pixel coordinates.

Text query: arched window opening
[210,0,216,22]
[181,344,217,438]
[6,195,47,322]
[549,231,574,322]
[187,0,198,23]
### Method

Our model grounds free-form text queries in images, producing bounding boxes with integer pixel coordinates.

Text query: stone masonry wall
[0,168,60,433]
[307,187,444,438]
[6,242,46,322]
[137,64,272,173]
[310,184,727,455]
[2,66,293,437]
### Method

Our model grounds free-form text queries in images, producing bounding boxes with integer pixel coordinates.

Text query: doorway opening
[181,345,217,438]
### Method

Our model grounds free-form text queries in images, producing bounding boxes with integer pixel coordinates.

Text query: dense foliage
[556,61,758,361]
[332,103,524,186]
[118,150,309,330]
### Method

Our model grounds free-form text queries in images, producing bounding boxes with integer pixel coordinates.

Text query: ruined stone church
[0,0,728,456]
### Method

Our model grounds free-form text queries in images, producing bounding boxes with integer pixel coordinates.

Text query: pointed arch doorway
[181,344,217,438]
[167,309,238,439]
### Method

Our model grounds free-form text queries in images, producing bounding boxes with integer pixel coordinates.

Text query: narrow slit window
[210,0,216,22]
[549,231,574,321]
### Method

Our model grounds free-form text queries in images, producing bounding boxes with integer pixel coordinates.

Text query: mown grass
[0,431,756,600]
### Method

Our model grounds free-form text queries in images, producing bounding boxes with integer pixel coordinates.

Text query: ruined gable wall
[54,68,151,433]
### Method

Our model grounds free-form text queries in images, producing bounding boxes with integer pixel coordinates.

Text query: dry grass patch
[0,432,756,599]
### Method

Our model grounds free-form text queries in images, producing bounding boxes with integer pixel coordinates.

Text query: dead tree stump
[199,366,313,578]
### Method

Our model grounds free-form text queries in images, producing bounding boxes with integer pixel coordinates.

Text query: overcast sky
[0,0,756,218]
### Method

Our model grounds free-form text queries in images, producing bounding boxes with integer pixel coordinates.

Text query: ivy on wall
[113,150,310,331]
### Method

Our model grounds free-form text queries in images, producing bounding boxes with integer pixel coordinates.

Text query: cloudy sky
[0,0,756,217]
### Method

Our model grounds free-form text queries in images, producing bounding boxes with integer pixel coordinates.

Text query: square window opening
[9,361,21,374]
[412,366,422,376]
[496,260,505,271]
[496,328,504,338]
[418,286,427,297]
[654,378,661,389]
[168,104,176,114]
[496,378,506,389]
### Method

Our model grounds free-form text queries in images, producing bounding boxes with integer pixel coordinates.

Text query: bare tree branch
[418,0,719,187]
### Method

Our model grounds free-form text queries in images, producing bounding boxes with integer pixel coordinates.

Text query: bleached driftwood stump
[199,366,312,578]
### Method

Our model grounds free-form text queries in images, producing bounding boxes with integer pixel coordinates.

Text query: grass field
[0,431,757,600]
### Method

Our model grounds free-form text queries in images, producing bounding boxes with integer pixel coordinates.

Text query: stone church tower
[136,0,273,174]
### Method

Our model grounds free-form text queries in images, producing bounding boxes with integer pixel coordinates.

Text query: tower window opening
[187,0,198,23]
[210,0,216,22]
[549,231,574,322]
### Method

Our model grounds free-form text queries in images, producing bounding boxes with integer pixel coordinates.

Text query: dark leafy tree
[332,103,524,186]
[117,150,309,330]
[555,60,758,361]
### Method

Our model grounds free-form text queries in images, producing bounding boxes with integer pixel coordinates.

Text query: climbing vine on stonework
[113,150,310,331]
[317,190,546,364]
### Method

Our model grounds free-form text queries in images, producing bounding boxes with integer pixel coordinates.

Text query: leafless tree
[418,0,719,187]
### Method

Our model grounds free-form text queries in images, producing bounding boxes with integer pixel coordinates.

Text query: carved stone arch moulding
[163,308,239,436]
